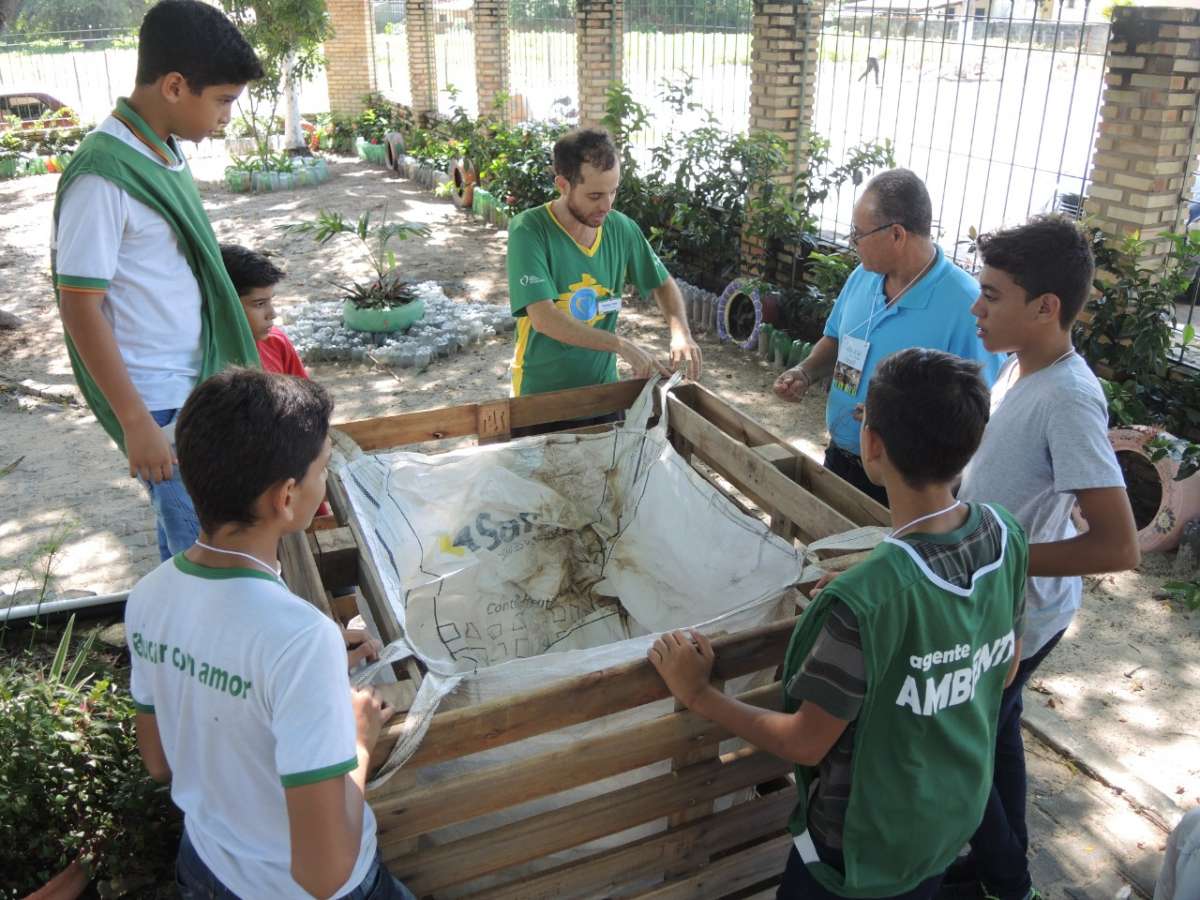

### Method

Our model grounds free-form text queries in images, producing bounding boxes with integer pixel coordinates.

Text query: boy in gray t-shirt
[950,217,1140,900]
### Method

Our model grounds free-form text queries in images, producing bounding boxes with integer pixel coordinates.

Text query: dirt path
[1,156,1197,896]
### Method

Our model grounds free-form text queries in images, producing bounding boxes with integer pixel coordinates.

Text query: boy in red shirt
[221,243,307,377]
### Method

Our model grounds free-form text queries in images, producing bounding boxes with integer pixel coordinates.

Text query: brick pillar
[576,0,623,129]
[1084,6,1200,266]
[474,0,511,121]
[325,0,377,116]
[740,0,824,277]
[407,0,439,118]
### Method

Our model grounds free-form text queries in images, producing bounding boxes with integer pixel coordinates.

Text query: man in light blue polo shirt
[774,168,1004,505]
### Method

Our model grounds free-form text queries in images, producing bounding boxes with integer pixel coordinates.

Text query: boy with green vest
[52,0,263,562]
[650,348,1029,899]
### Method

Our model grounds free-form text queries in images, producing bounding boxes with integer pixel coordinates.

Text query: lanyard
[891,500,963,540]
[193,540,283,578]
[843,249,938,342]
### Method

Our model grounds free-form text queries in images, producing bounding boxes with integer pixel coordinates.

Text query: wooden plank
[666,396,856,543]
[476,399,511,445]
[629,833,793,899]
[673,382,778,448]
[335,403,481,451]
[466,789,794,900]
[663,680,726,877]
[795,453,889,528]
[278,530,333,618]
[326,469,405,648]
[509,379,647,429]
[673,383,889,528]
[755,444,800,544]
[385,747,792,893]
[307,513,339,532]
[372,682,782,840]
[333,381,645,453]
[312,526,358,590]
[371,617,796,771]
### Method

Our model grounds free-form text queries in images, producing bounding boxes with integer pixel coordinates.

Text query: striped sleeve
[786,600,865,721]
[54,174,123,293]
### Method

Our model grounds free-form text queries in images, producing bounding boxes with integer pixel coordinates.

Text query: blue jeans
[176,830,416,900]
[777,843,945,899]
[958,629,1066,900]
[142,408,200,561]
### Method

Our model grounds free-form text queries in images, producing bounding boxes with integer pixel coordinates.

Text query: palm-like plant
[284,207,431,309]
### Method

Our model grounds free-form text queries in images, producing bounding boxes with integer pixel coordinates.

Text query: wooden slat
[326,469,405,648]
[312,526,358,590]
[371,617,795,771]
[795,454,890,528]
[673,383,889,528]
[278,530,333,618]
[335,403,481,451]
[666,396,856,543]
[386,747,792,893]
[333,381,646,453]
[373,682,782,841]
[468,789,794,900]
[476,399,511,444]
[629,833,793,899]
[509,379,647,430]
[307,513,339,532]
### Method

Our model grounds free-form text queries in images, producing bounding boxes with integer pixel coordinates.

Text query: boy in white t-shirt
[950,217,1141,900]
[126,368,415,899]
[53,0,264,562]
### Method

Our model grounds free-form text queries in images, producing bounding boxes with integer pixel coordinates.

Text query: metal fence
[374,1,414,108]
[807,0,1111,267]
[507,1,577,123]
[622,0,752,150]
[0,27,135,125]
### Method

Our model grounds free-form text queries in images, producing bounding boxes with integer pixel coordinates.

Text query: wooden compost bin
[279,379,889,899]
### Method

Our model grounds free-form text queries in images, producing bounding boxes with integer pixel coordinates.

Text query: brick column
[740,0,824,277]
[1084,6,1200,266]
[406,0,439,119]
[474,0,511,121]
[325,0,377,116]
[576,0,623,129]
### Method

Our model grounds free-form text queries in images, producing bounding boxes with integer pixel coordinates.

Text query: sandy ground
[2,156,1198,884]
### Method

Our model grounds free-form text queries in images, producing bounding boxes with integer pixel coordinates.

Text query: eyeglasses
[849,221,901,246]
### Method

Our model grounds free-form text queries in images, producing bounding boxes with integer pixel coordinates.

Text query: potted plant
[285,208,432,333]
[0,616,181,899]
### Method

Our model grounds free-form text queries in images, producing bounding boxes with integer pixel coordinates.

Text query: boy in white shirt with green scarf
[53,0,263,562]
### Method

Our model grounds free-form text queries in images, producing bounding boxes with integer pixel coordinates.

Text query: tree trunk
[283,50,308,155]
[0,0,27,32]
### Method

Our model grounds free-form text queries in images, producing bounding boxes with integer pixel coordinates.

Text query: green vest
[781,503,1028,897]
[51,98,260,454]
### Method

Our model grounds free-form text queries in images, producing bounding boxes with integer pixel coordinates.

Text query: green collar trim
[173,553,280,583]
[113,98,179,166]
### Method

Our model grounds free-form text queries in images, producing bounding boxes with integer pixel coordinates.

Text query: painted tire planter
[1107,426,1200,553]
[384,132,406,171]
[451,159,476,208]
[342,297,426,334]
[356,138,389,165]
[716,278,780,350]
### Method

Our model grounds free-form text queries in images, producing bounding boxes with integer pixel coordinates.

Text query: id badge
[832,335,870,396]
[597,296,621,315]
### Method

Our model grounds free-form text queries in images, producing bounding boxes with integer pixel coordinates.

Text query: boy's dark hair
[136,0,263,92]
[865,348,989,488]
[553,128,618,185]
[863,168,933,237]
[221,243,285,296]
[976,215,1095,328]
[176,368,333,533]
